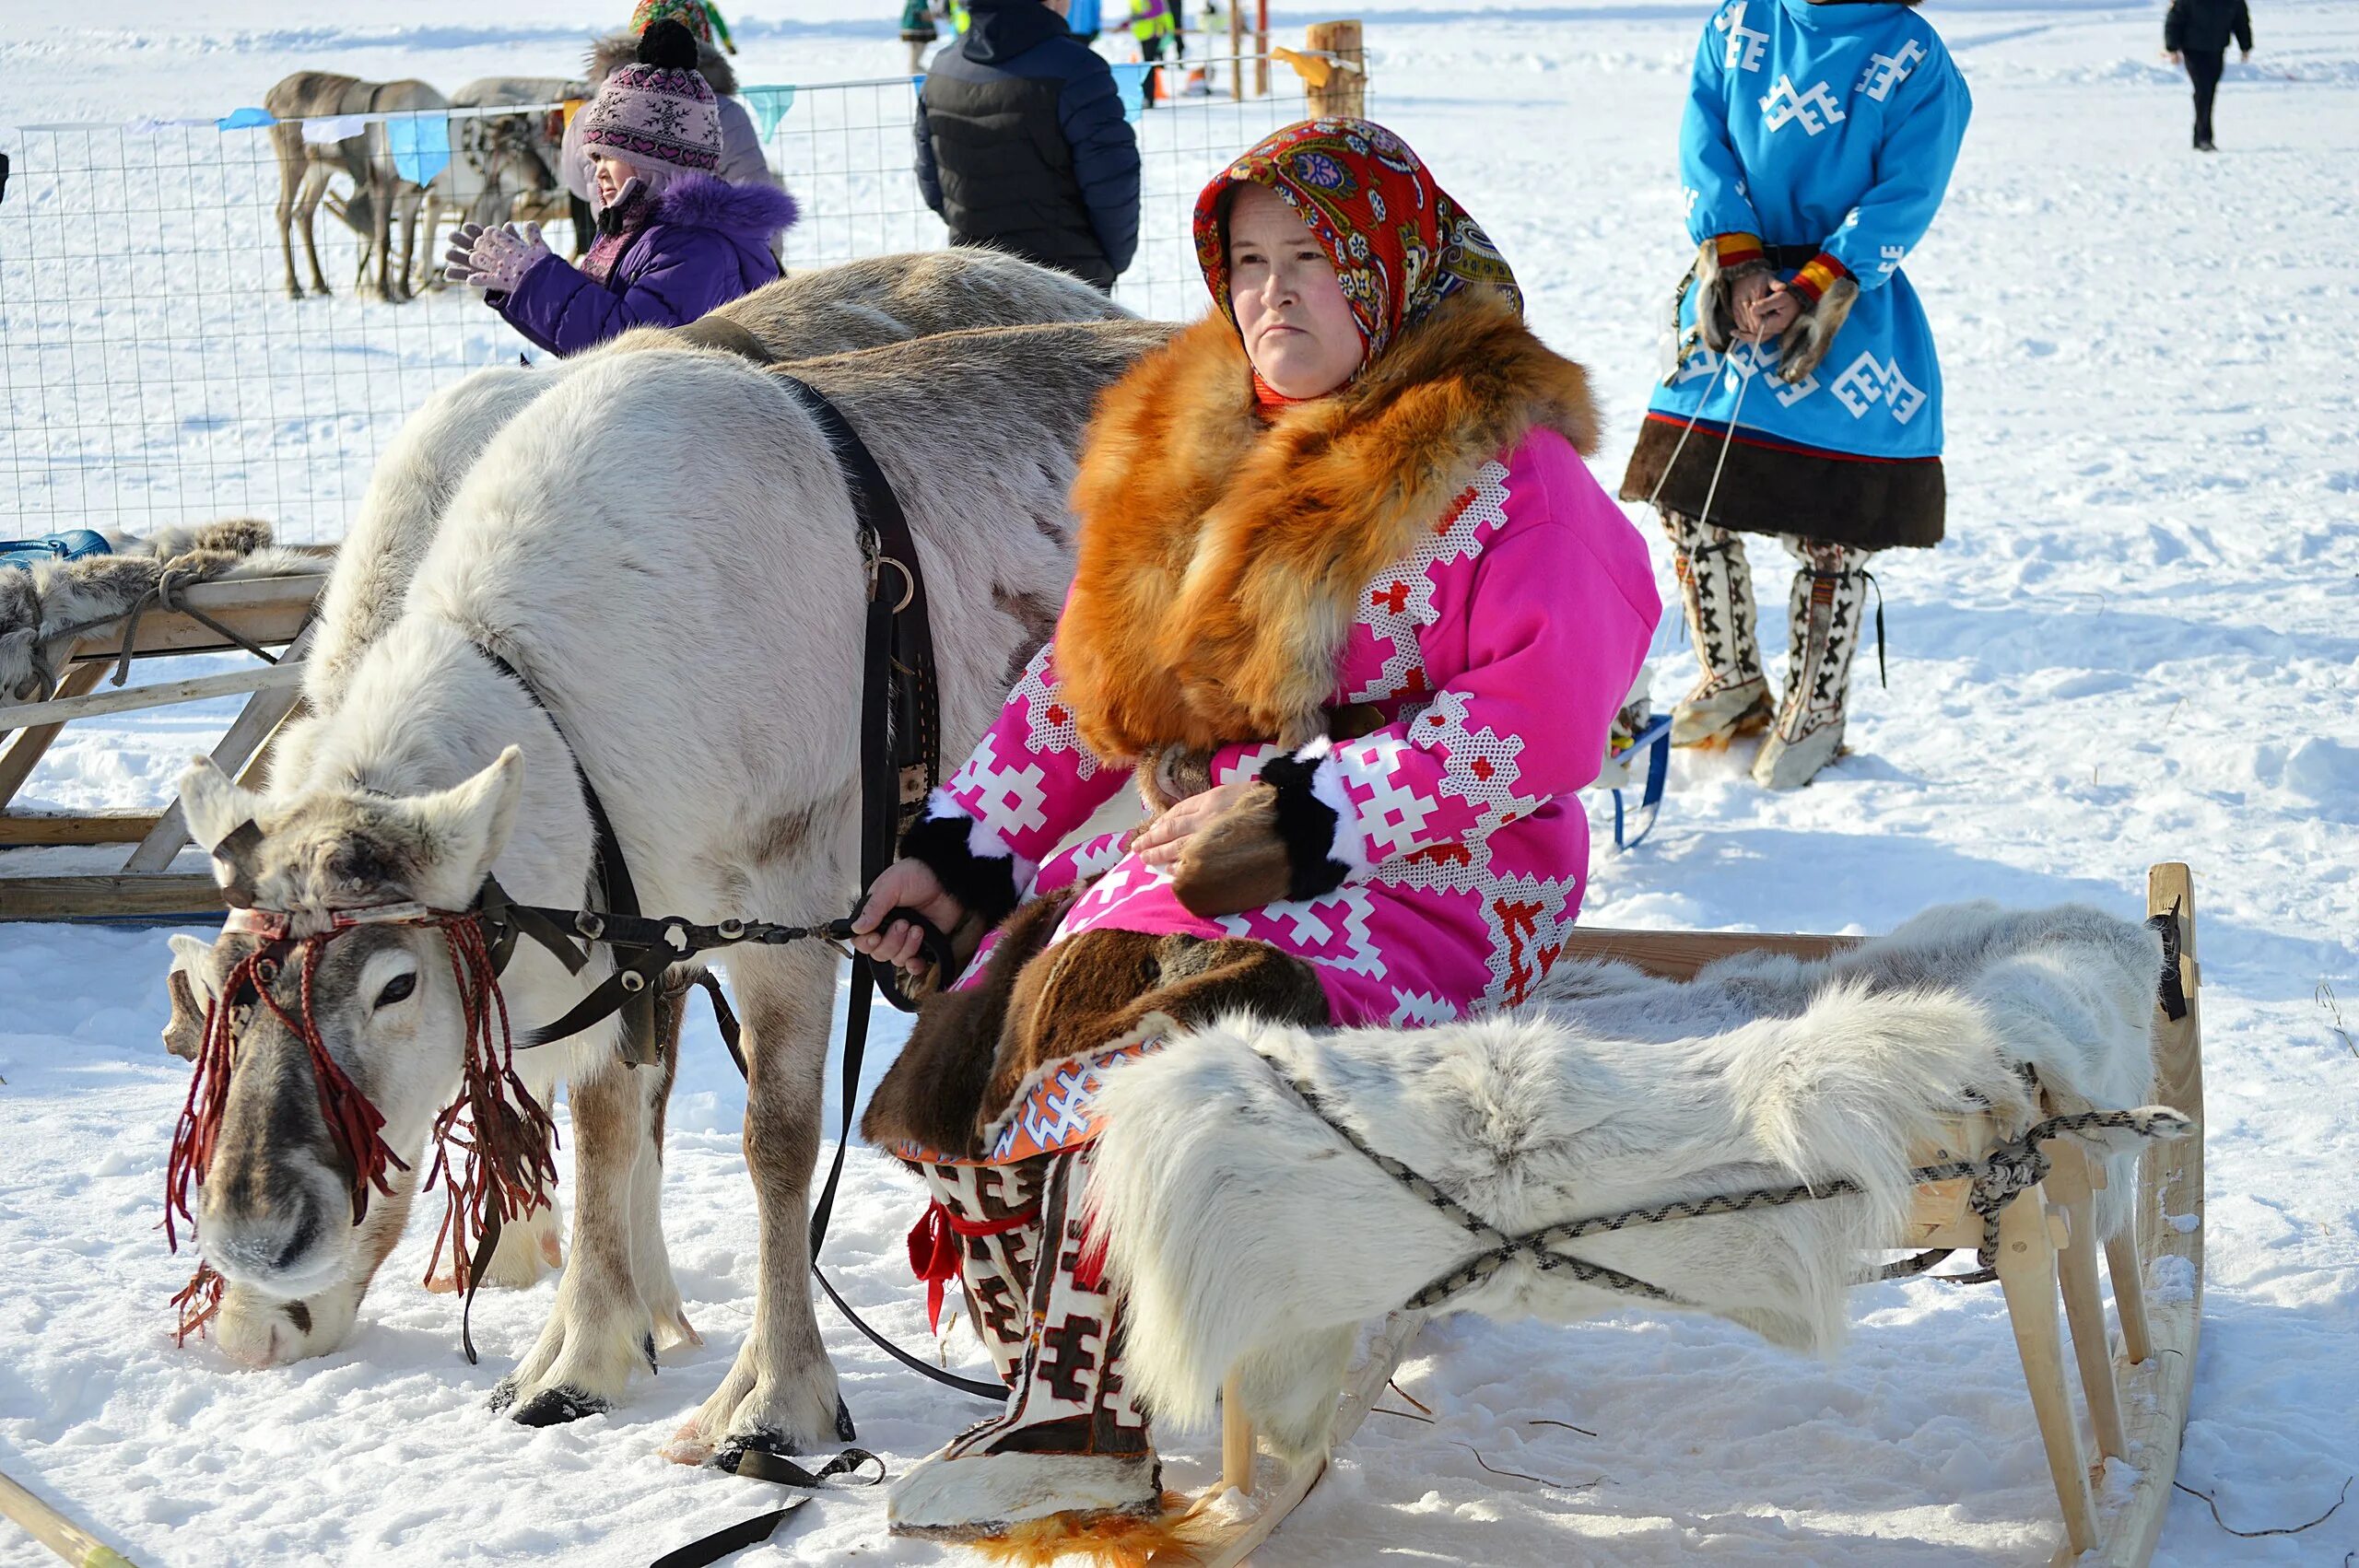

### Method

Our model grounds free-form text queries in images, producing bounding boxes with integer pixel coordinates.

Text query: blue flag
[386,114,452,188]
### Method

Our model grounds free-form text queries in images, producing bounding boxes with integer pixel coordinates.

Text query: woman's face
[593,153,640,207]
[1226,183,1365,400]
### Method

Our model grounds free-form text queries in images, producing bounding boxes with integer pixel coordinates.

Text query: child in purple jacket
[443,18,798,356]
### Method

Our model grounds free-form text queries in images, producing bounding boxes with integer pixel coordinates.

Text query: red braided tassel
[421,916,559,1294]
[171,1261,226,1343]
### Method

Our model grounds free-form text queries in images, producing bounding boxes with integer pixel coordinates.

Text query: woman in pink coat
[853,119,1660,1545]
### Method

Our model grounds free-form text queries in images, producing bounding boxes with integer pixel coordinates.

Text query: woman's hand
[1135,780,1258,871]
[1743,281,1803,344]
[849,858,967,977]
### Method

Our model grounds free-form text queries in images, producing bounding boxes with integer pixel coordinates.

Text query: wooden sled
[1191,862,2202,1566]
[0,562,327,923]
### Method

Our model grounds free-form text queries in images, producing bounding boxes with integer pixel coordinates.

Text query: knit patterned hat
[578,18,723,174]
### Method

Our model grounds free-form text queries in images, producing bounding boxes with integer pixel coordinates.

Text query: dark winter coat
[2165,0,2252,54]
[913,0,1140,289]
[491,174,797,356]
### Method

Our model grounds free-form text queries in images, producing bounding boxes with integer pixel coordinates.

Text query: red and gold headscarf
[1193,118,1523,365]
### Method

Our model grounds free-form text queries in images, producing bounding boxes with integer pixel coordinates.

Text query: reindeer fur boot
[1755,537,1875,790]
[887,1142,1164,1542]
[864,884,1331,1544]
[1661,508,1770,747]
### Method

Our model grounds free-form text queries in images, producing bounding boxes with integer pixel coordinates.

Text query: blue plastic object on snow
[1611,712,1673,850]
[215,106,276,131]
[0,530,111,572]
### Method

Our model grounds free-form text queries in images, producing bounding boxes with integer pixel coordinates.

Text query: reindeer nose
[207,1192,325,1282]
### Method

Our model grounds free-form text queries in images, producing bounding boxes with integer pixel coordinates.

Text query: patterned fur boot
[887,1143,1162,1541]
[1754,537,1874,790]
[1660,508,1770,747]
[901,1157,1044,1387]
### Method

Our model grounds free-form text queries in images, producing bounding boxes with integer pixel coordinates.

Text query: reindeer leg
[299,166,334,297]
[665,941,844,1461]
[275,137,304,300]
[494,1040,663,1426]
[634,970,696,1349]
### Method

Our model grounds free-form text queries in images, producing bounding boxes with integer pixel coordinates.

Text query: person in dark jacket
[913,0,1141,291]
[445,20,798,356]
[2165,0,2254,151]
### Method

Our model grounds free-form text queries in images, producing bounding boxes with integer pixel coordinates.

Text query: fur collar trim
[1056,293,1599,761]
[587,30,738,96]
[646,171,797,240]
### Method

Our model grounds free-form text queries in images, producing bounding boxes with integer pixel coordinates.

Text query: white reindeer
[169,314,1174,1460]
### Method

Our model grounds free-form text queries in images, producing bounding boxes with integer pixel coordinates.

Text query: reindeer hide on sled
[1084,901,2167,1461]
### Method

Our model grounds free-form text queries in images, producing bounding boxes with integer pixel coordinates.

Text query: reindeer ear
[178,756,260,852]
[403,746,526,893]
[163,934,217,1061]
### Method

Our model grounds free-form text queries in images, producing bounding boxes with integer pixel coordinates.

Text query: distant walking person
[2165,0,2252,151]
[914,0,1141,291]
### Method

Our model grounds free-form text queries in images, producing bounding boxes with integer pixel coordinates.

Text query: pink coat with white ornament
[908,297,1661,1027]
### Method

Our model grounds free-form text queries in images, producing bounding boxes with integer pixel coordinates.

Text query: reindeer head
[169,749,530,1316]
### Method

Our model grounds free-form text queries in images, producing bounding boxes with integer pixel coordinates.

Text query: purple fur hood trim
[651,173,799,244]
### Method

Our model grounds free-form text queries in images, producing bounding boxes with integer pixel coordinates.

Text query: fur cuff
[900,799,1027,928]
[1710,232,1766,270]
[887,1448,1162,1536]
[1776,275,1860,385]
[1696,237,1770,355]
[1785,252,1851,307]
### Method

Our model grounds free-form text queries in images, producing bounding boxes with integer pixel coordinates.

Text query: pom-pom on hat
[577,18,723,173]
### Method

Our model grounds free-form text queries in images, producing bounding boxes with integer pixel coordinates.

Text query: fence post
[1255,0,1272,98]
[1230,2,1246,100]
[1304,19,1366,118]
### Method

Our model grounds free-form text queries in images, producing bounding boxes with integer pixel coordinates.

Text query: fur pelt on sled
[1085,900,2170,1461]
[0,519,307,704]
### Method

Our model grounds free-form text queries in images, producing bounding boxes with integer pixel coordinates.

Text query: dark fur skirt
[1619,414,1945,551]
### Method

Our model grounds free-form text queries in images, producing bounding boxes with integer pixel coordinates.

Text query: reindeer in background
[264,73,447,302]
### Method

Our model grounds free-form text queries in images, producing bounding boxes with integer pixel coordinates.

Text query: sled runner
[1145,863,2202,1567]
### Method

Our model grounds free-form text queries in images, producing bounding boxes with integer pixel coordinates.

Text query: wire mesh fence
[0,57,1314,545]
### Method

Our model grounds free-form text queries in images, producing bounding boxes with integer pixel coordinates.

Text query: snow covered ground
[4,2,2356,1564]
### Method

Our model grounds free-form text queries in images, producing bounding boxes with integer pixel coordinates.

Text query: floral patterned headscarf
[1193,118,1523,365]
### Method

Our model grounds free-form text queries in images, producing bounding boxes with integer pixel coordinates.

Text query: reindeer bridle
[165,883,562,1353]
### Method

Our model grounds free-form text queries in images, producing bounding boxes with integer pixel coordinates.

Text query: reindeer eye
[374,972,417,1009]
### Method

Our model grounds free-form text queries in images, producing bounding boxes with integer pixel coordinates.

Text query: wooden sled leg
[2045,1140,2128,1462]
[2106,1229,2152,1364]
[1996,1188,2097,1556]
[1220,1372,1255,1497]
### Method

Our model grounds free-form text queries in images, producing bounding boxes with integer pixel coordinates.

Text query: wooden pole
[1219,1371,1255,1495]
[1254,0,1270,98]
[1302,19,1366,118]
[0,1465,139,1568]
[0,662,303,732]
[0,661,106,808]
[1229,0,1245,99]
[122,622,317,873]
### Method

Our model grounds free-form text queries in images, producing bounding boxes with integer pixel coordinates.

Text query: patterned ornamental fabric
[1193,118,1523,361]
[577,57,724,173]
[629,0,734,52]
[924,440,1659,1028]
[1649,0,1971,463]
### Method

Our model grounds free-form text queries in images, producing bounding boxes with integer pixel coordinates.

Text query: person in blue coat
[1621,0,1970,790]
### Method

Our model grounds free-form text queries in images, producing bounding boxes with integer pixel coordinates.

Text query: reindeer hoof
[511,1386,609,1428]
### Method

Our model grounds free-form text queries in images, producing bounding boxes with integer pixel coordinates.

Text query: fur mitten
[1696,236,1770,355]
[1170,748,1366,918]
[1776,275,1860,383]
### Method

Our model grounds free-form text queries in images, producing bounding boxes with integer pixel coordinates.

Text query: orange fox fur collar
[1056,292,1600,762]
